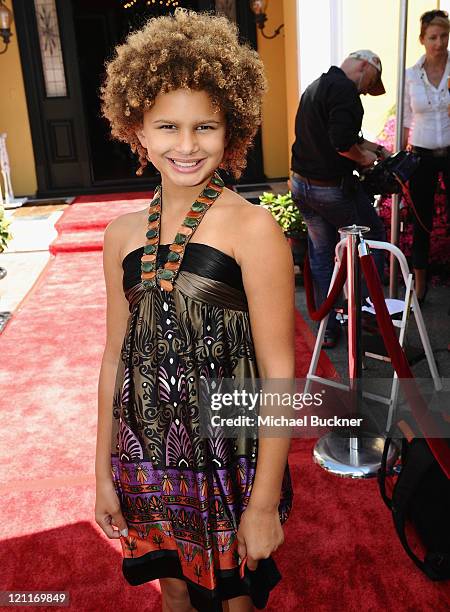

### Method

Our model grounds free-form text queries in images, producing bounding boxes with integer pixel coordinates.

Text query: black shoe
[322,327,340,349]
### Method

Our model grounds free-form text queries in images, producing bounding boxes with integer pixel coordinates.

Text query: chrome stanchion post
[347,228,362,462]
[313,225,398,478]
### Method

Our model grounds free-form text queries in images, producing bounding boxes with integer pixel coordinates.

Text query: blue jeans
[291,174,386,331]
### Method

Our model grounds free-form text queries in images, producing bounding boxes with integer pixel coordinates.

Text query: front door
[14,0,264,197]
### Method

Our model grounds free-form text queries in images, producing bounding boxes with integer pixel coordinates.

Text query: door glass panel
[34,0,68,97]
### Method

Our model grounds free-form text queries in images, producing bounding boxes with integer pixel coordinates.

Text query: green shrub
[0,205,12,253]
[259,191,306,234]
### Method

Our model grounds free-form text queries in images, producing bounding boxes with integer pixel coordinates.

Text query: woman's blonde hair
[420,10,450,39]
[101,9,267,178]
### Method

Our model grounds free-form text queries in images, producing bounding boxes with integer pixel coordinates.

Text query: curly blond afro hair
[101,9,267,178]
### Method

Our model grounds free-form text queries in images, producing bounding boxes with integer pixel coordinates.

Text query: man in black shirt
[291,50,388,348]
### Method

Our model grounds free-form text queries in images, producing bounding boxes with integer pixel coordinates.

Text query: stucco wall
[257,0,289,179]
[283,0,299,174]
[0,0,37,197]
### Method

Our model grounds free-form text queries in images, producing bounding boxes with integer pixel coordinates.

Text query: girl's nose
[174,130,199,154]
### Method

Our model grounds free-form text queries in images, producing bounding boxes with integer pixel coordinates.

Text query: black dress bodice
[122,243,244,292]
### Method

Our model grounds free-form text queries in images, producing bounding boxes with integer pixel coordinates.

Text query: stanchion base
[313,432,398,478]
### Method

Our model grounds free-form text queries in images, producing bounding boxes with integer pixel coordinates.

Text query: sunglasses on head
[421,9,449,23]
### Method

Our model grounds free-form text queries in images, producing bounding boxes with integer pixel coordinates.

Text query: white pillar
[0,134,27,209]
[297,0,344,94]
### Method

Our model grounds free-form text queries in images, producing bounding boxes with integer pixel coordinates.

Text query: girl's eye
[158,125,214,131]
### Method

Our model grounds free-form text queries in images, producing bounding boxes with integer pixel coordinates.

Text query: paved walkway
[1,205,66,315]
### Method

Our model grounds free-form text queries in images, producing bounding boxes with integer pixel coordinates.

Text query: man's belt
[292,172,342,187]
[412,145,450,158]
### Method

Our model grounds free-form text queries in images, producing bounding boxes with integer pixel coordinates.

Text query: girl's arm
[95,218,131,538]
[235,205,295,567]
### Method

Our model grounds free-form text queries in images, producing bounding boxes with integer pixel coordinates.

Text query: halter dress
[110,173,293,611]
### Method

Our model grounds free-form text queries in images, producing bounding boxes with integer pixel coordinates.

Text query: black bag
[360,150,420,195]
[240,557,281,609]
[378,436,450,581]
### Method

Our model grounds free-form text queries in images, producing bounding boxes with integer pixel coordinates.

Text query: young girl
[95,10,294,612]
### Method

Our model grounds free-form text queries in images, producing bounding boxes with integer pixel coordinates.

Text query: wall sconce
[0,0,13,54]
[249,0,284,39]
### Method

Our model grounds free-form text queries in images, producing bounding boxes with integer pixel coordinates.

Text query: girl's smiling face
[136,89,227,187]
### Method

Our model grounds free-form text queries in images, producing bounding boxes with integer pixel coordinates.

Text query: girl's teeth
[172,160,198,168]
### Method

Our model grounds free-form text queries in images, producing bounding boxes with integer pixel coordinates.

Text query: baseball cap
[348,50,386,96]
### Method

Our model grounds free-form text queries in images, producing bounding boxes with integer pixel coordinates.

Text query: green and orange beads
[141,171,224,292]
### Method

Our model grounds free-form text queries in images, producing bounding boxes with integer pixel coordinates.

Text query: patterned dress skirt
[111,243,293,611]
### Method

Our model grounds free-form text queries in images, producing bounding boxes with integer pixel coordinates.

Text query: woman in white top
[403,9,450,302]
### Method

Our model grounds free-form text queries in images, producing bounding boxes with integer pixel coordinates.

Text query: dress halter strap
[141,170,225,292]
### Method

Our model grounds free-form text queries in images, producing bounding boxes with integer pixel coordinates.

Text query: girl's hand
[95,479,129,539]
[236,504,284,571]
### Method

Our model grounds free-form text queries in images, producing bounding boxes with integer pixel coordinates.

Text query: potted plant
[0,205,12,280]
[0,205,12,252]
[259,191,307,267]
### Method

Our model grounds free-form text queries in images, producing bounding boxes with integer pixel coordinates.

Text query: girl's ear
[135,127,147,148]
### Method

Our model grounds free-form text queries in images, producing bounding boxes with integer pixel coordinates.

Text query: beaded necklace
[141,170,224,292]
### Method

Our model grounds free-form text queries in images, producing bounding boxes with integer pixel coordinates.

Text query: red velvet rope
[303,250,347,321]
[360,253,450,478]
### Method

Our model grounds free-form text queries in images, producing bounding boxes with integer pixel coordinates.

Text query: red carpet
[55,194,151,233]
[49,229,105,254]
[74,191,152,203]
[51,192,152,253]
[1,200,448,610]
